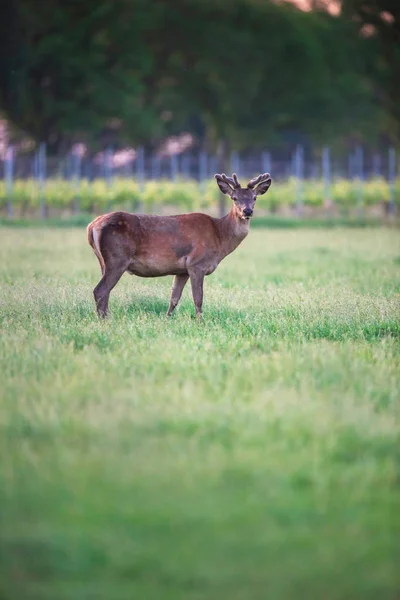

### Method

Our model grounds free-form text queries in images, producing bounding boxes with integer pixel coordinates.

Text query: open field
[0,225,399,599]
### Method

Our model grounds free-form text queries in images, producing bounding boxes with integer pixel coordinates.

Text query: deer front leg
[188,269,205,319]
[167,274,189,316]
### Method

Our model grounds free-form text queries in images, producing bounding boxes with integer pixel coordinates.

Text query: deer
[87,172,272,319]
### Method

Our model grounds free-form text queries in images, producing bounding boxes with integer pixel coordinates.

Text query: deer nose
[243,208,253,217]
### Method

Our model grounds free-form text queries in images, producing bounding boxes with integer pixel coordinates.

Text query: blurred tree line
[0,0,398,154]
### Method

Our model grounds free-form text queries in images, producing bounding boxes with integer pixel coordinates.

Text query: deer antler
[220,173,241,189]
[247,173,271,189]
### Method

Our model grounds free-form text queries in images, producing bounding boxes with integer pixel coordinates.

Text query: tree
[0,0,393,151]
[152,0,383,150]
[341,0,400,141]
[0,0,163,151]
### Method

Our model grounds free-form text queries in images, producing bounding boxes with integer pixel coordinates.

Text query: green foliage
[0,177,399,215]
[0,227,399,599]
[0,0,390,150]
[0,0,161,150]
[340,0,400,141]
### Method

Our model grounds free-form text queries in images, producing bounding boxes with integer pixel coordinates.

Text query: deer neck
[217,207,250,258]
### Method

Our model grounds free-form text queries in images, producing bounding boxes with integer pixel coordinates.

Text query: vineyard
[1,176,399,217]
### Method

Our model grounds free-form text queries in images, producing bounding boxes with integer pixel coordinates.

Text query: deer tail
[87,221,106,276]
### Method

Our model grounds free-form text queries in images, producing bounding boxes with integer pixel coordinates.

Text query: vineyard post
[5,145,14,218]
[105,147,113,212]
[230,151,240,178]
[170,153,178,182]
[124,154,133,179]
[322,146,331,215]
[348,151,355,181]
[181,153,190,180]
[73,150,81,214]
[355,146,364,217]
[150,152,161,180]
[373,152,381,178]
[136,146,145,212]
[33,149,38,183]
[388,147,396,216]
[294,145,304,216]
[38,143,47,219]
[84,154,93,182]
[210,156,218,181]
[64,152,71,180]
[216,141,228,217]
[64,152,72,212]
[199,150,207,195]
[262,151,271,176]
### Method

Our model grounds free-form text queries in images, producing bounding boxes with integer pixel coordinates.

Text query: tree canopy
[340,0,400,140]
[0,0,396,153]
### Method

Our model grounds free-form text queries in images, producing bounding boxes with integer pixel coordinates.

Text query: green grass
[0,226,399,600]
[1,214,395,229]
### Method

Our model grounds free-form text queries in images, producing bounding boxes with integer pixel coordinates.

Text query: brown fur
[87,173,271,318]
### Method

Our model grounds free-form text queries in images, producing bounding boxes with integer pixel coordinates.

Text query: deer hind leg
[167,274,189,316]
[93,260,128,318]
[188,269,205,319]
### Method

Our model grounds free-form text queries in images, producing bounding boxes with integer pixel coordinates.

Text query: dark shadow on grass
[122,296,169,317]
[35,292,399,350]
[106,296,400,342]
[120,294,250,323]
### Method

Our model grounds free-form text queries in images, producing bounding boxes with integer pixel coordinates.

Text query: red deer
[87,172,272,318]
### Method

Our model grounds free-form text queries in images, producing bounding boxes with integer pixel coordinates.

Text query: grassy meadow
[0,225,399,599]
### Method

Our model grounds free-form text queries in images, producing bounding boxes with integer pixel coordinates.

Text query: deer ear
[214,174,234,197]
[254,177,272,196]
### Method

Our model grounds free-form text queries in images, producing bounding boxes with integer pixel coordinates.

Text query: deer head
[214,172,272,220]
